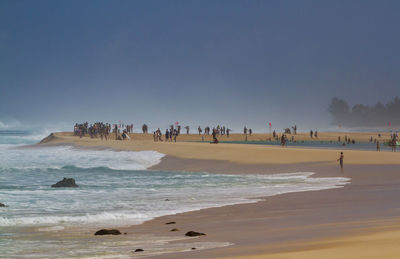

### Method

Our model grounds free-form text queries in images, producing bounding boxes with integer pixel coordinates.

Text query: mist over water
[2,1,399,256]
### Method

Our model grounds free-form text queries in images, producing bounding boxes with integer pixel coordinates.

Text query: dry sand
[40,132,400,165]
[38,132,400,258]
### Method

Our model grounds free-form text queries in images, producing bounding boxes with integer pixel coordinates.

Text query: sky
[1,0,400,132]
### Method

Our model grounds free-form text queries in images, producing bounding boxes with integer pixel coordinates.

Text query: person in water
[337,152,344,169]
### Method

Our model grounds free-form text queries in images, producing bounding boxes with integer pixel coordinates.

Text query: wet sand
[37,132,400,258]
[117,158,399,259]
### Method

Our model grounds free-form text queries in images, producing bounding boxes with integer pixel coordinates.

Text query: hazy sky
[1,0,400,131]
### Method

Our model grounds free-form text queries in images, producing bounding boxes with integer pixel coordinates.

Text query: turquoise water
[0,129,350,257]
[198,139,388,151]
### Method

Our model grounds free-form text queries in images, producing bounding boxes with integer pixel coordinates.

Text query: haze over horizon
[1,0,400,131]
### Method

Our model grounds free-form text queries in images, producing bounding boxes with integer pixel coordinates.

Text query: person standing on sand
[392,138,397,152]
[173,129,178,142]
[376,141,380,152]
[337,152,344,169]
[114,124,118,140]
[281,134,286,147]
[165,129,169,142]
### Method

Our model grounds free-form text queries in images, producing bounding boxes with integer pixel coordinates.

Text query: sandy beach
[38,132,400,258]
[5,2,400,257]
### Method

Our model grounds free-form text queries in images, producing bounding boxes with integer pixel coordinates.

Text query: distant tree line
[328,97,400,127]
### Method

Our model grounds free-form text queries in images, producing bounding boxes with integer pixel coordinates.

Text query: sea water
[0,128,350,258]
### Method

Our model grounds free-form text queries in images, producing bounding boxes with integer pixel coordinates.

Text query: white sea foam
[0,145,165,170]
[0,129,350,259]
[0,130,350,258]
[0,170,349,227]
[0,212,153,226]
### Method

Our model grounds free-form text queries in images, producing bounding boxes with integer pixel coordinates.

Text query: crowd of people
[74,122,133,140]
[197,125,231,136]
[153,127,179,142]
[71,122,399,151]
[74,122,111,140]
[72,122,238,143]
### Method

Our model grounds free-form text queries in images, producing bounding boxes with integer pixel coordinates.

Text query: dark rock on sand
[51,178,78,188]
[191,247,196,250]
[185,231,206,237]
[165,221,176,225]
[170,228,179,232]
[94,229,121,235]
[0,203,6,207]
[134,249,144,252]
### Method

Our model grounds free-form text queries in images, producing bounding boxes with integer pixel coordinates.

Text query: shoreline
[28,132,400,258]
[135,161,400,259]
[37,132,400,165]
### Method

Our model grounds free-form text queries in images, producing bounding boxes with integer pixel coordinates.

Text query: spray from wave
[0,119,70,145]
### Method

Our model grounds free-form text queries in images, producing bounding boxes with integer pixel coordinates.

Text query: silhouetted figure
[211,129,218,144]
[165,129,169,141]
[114,124,118,140]
[391,138,397,152]
[337,152,344,169]
[142,124,148,134]
[173,129,178,142]
[281,134,286,147]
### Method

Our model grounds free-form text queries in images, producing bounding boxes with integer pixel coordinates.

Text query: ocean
[0,128,350,258]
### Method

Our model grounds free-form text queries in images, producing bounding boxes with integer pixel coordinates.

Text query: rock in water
[51,178,78,188]
[165,221,176,225]
[94,229,121,235]
[0,203,6,207]
[185,231,206,237]
[134,249,144,252]
[170,228,179,232]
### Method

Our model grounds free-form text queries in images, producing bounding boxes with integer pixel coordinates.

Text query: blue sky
[1,0,400,131]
